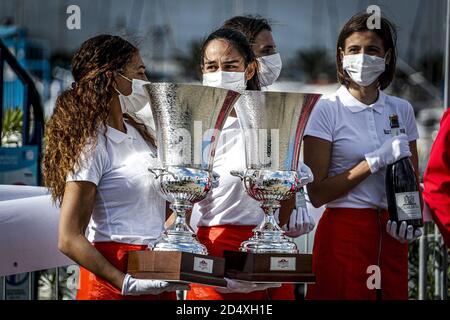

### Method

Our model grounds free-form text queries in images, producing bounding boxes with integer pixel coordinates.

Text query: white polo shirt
[304,86,419,210]
[192,116,264,227]
[67,121,166,245]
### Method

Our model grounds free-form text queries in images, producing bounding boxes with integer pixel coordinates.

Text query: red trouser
[306,208,408,300]
[76,242,176,300]
[186,225,295,300]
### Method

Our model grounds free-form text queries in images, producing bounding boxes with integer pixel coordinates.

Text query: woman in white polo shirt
[220,15,316,239]
[43,35,188,300]
[222,15,282,90]
[304,13,422,300]
[186,27,311,300]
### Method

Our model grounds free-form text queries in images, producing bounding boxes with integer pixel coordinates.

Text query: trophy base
[240,236,298,254]
[224,251,315,283]
[151,231,208,255]
[127,250,227,287]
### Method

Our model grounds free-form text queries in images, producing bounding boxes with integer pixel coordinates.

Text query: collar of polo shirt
[338,86,386,114]
[105,122,135,143]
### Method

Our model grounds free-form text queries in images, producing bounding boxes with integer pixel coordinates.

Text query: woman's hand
[386,220,422,244]
[121,274,190,295]
[281,207,315,238]
[215,278,281,294]
[364,134,412,173]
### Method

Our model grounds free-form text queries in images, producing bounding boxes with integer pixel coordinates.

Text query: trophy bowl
[145,83,240,255]
[127,83,240,287]
[224,90,320,283]
[150,167,214,204]
[230,90,320,254]
[148,166,216,254]
[230,169,311,254]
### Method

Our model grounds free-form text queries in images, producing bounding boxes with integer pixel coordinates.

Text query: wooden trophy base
[127,251,227,287]
[224,251,315,283]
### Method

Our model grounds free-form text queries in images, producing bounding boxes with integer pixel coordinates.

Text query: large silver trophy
[231,91,321,254]
[145,83,240,255]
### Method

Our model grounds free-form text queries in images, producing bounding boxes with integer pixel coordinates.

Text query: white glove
[121,274,190,296]
[364,134,412,173]
[298,163,314,185]
[386,220,423,244]
[283,207,315,238]
[275,187,315,238]
[215,278,281,294]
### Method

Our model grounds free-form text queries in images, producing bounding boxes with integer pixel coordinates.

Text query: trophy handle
[148,168,167,179]
[230,170,245,180]
[212,171,220,188]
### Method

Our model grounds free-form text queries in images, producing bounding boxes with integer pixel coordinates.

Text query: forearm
[278,197,295,226]
[60,183,125,291]
[59,234,125,290]
[307,159,372,207]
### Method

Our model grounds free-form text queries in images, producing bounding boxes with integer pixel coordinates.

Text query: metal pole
[22,84,29,145]
[1,277,6,300]
[440,241,448,300]
[55,268,59,300]
[444,0,450,109]
[434,227,441,299]
[28,272,33,300]
[418,227,428,300]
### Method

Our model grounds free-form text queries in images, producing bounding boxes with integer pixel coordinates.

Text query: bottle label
[395,192,422,220]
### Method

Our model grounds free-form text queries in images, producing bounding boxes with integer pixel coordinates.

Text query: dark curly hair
[43,34,142,202]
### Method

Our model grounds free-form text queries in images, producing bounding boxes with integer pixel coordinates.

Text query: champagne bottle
[385,114,423,228]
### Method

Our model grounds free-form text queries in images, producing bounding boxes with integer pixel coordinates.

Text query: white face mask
[115,74,151,114]
[257,53,282,87]
[342,53,386,87]
[202,71,247,92]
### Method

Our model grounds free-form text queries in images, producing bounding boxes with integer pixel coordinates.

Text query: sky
[0,0,447,69]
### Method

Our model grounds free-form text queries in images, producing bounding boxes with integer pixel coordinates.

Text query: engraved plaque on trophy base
[224,251,315,283]
[127,251,227,287]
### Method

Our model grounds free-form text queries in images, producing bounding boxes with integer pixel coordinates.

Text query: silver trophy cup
[145,83,240,255]
[231,91,321,254]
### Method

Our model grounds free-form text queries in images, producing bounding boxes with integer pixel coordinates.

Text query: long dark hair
[200,28,260,91]
[336,12,398,90]
[222,15,272,46]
